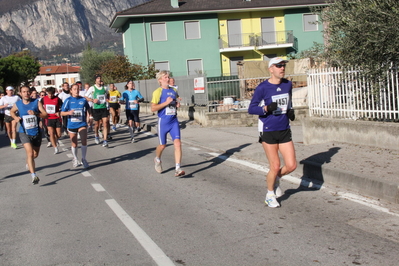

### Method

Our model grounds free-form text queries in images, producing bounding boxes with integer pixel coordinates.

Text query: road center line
[105,199,176,266]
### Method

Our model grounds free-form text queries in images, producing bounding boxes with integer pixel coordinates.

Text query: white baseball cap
[6,86,14,91]
[268,57,289,68]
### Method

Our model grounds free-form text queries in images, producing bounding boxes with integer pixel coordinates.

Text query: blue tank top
[16,99,40,136]
[61,96,90,129]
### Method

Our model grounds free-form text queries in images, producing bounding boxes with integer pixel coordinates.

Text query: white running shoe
[274,177,283,198]
[102,140,108,147]
[94,137,100,144]
[265,194,280,208]
[82,159,89,169]
[54,147,59,154]
[175,168,185,177]
[47,142,52,148]
[72,158,80,168]
[32,175,40,185]
[154,158,162,173]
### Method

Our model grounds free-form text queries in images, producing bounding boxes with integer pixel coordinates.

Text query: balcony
[219,31,296,53]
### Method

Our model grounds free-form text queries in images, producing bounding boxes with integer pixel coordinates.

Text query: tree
[0,50,40,88]
[79,44,115,84]
[313,0,399,79]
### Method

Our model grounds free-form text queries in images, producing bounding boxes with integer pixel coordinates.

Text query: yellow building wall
[218,11,287,75]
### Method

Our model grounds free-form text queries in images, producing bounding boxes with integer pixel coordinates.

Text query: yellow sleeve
[151,87,162,104]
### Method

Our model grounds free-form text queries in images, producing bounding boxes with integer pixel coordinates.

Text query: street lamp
[62,58,69,83]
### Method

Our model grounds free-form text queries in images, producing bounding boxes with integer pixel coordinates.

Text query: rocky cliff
[0,0,149,57]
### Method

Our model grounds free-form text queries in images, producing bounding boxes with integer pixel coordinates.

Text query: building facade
[33,65,80,91]
[110,0,326,77]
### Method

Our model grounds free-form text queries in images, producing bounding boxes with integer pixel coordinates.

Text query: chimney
[171,0,179,8]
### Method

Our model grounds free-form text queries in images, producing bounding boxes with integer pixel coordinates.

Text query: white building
[33,65,80,91]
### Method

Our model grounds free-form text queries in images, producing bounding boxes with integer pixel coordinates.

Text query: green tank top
[93,85,107,109]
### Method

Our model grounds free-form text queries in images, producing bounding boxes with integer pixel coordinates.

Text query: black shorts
[125,110,140,123]
[19,132,42,147]
[92,108,109,121]
[259,128,292,145]
[4,115,14,123]
[109,103,120,110]
[46,118,62,128]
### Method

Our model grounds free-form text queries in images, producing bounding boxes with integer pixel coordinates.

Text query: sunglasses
[274,64,286,68]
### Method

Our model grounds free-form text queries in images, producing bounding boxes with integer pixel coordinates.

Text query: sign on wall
[194,77,205,94]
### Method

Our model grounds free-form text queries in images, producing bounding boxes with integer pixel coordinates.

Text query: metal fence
[307,66,399,121]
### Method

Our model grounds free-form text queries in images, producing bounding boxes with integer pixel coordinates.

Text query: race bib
[71,110,83,122]
[97,95,105,104]
[129,101,137,109]
[271,93,289,115]
[46,104,56,114]
[165,106,176,116]
[22,115,38,130]
[110,96,117,103]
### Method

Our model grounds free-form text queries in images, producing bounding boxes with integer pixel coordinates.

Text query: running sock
[31,173,36,178]
[155,157,161,163]
[267,190,275,196]
[11,139,16,144]
[71,146,78,160]
[81,145,87,160]
[176,163,181,170]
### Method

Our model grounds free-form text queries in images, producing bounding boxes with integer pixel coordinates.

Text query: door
[227,20,242,47]
[261,17,275,45]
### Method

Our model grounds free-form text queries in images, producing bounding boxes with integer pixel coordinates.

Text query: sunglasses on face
[274,64,286,68]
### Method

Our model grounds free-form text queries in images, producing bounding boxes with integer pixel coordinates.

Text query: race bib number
[46,104,56,114]
[71,110,83,122]
[271,93,289,115]
[97,95,105,104]
[110,96,117,103]
[165,106,176,116]
[22,115,38,130]
[129,101,137,109]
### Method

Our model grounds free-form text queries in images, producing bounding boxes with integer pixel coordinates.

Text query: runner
[84,74,110,147]
[108,83,121,131]
[121,80,144,142]
[82,83,94,131]
[150,71,185,177]
[0,91,5,132]
[61,83,90,168]
[42,86,63,154]
[248,57,297,208]
[58,82,71,136]
[0,86,21,149]
[10,86,48,184]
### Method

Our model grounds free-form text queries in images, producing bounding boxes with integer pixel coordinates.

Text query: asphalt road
[1,126,398,266]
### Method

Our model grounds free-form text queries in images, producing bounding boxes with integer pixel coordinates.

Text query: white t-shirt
[0,95,20,116]
[58,91,71,102]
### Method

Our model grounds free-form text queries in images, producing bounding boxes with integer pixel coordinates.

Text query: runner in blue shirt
[121,80,144,142]
[248,57,297,208]
[150,70,185,177]
[10,86,48,184]
[61,83,90,169]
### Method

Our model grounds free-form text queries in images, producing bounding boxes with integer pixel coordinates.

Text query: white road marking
[189,147,201,151]
[105,199,176,266]
[144,132,156,137]
[66,154,73,158]
[81,171,91,177]
[91,183,105,192]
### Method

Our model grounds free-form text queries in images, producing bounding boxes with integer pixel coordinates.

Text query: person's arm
[37,100,48,119]
[60,98,73,116]
[10,103,21,122]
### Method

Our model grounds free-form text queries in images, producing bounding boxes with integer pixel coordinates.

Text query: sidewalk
[139,113,399,205]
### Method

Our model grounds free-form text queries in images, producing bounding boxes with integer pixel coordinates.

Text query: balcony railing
[219,30,295,51]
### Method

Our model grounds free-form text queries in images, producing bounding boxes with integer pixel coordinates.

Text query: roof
[110,0,328,29]
[38,65,80,75]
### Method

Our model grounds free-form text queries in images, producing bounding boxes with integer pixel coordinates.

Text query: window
[187,59,203,76]
[229,57,243,75]
[151,23,167,41]
[154,61,170,71]
[303,14,318,32]
[184,21,200,39]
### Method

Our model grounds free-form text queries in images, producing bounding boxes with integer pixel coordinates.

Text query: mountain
[0,0,150,59]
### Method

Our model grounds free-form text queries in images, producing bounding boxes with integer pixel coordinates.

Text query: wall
[302,117,399,150]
